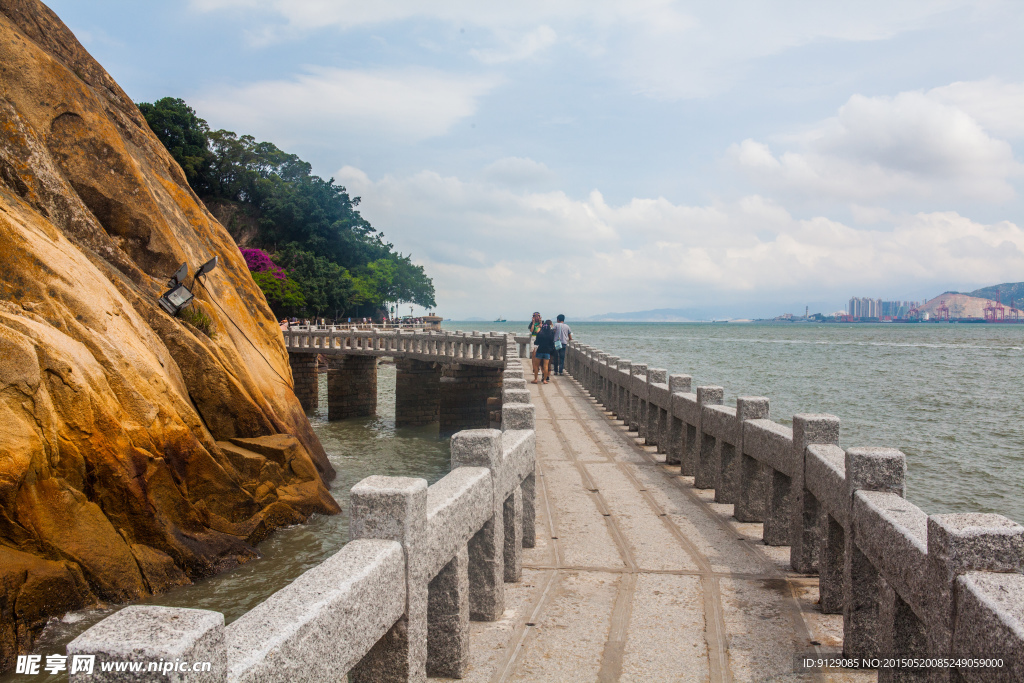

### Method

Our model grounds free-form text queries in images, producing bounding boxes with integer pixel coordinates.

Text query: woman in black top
[533,320,556,384]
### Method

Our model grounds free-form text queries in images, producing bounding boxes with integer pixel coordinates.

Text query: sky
[47,0,1024,320]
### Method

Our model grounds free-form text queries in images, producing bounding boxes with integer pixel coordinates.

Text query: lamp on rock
[157,257,218,316]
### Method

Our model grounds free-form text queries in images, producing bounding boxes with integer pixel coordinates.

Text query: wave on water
[623,336,1022,351]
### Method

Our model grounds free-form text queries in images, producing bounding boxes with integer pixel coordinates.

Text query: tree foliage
[137,98,210,189]
[139,97,436,318]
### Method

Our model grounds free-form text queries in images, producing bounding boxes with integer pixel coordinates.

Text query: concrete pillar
[440,364,503,436]
[327,356,377,420]
[395,359,441,427]
[451,430,505,621]
[790,414,840,573]
[349,476,428,682]
[426,546,470,678]
[843,447,905,660]
[694,386,723,490]
[289,354,319,412]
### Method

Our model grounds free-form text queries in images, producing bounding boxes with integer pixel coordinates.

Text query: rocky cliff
[0,0,340,668]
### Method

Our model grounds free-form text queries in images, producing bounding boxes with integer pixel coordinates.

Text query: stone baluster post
[451,430,506,621]
[645,368,667,447]
[925,513,1024,681]
[665,374,691,466]
[597,356,613,414]
[734,399,771,523]
[427,548,470,679]
[726,397,769,505]
[694,386,724,490]
[349,476,428,682]
[629,363,647,433]
[594,353,606,406]
[843,447,905,659]
[790,414,840,574]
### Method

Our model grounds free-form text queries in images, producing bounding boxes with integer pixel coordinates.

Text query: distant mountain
[967,282,1024,305]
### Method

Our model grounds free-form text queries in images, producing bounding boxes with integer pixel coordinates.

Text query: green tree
[251,270,306,315]
[138,96,437,318]
[274,244,358,317]
[138,97,212,190]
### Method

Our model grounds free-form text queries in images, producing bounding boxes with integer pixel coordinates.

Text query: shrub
[241,248,287,280]
[179,306,215,338]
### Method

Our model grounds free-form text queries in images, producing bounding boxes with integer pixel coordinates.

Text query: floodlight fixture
[157,255,219,316]
[168,262,188,287]
[158,282,195,315]
[196,256,218,278]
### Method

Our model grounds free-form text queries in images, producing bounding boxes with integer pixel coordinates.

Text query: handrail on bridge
[67,335,537,681]
[284,328,509,367]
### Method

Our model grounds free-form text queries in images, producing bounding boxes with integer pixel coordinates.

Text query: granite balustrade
[564,340,1024,682]
[67,337,535,683]
[286,328,507,367]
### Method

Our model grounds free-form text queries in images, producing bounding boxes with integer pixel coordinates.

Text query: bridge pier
[289,354,319,411]
[439,365,503,435]
[327,356,377,420]
[396,359,442,427]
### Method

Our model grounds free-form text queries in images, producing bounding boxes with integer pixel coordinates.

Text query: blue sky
[48,0,1024,319]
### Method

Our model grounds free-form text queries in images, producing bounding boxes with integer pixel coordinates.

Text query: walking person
[533,320,556,384]
[553,314,572,375]
[528,311,542,381]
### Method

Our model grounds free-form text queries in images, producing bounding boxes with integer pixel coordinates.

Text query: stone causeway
[65,335,1024,682]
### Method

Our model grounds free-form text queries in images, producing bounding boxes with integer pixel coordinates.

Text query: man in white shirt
[553,314,572,375]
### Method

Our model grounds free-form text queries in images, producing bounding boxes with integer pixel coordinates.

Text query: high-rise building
[848,296,885,318]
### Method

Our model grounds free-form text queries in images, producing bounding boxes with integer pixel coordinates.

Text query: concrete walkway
[439,361,875,682]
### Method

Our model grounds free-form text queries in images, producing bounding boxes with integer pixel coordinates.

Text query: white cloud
[335,165,1024,317]
[188,0,989,99]
[192,67,498,144]
[470,25,558,64]
[730,89,1022,203]
[481,157,555,187]
[928,78,1024,139]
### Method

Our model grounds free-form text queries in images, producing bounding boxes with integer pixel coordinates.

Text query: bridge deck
[438,360,873,682]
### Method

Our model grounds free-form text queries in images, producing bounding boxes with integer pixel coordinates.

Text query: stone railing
[66,339,535,682]
[566,341,1024,680]
[285,329,507,367]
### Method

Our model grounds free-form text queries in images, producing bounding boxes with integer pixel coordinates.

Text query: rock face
[0,0,340,668]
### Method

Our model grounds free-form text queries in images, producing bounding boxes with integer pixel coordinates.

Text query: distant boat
[494,317,507,322]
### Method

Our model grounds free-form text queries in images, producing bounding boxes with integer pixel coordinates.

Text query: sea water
[468,320,1023,524]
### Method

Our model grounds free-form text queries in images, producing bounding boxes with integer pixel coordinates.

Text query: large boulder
[0,0,340,669]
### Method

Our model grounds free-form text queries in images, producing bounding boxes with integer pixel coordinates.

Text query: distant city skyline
[48,0,1024,319]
